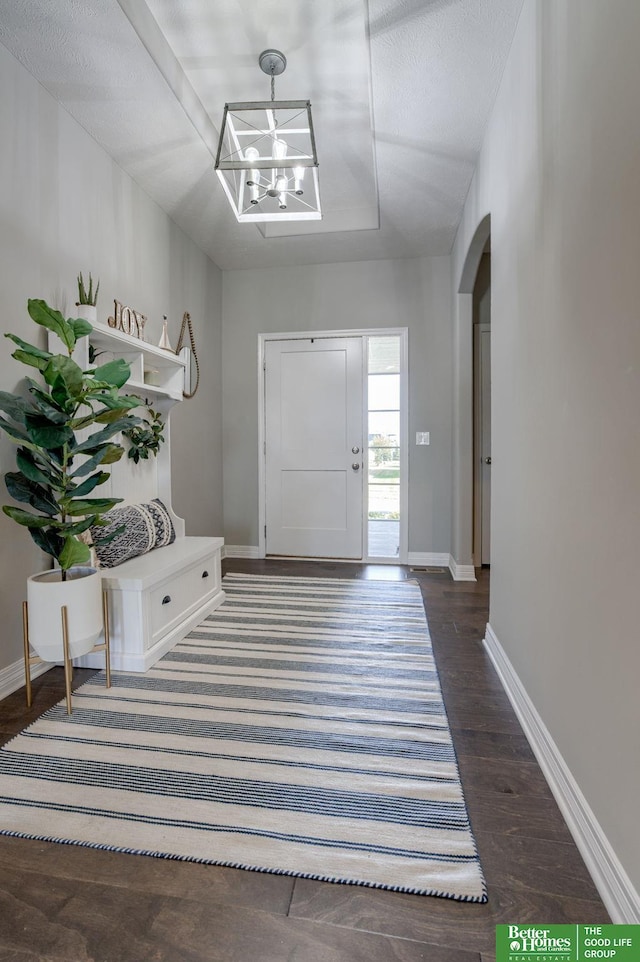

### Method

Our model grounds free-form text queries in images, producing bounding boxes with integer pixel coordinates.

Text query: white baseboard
[0,655,51,701]
[448,555,477,581]
[407,552,450,567]
[222,545,261,559]
[225,547,458,571]
[484,622,640,924]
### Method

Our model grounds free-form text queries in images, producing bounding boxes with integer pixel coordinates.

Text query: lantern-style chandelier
[215,49,321,223]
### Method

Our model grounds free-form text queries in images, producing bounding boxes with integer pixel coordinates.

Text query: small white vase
[27,566,103,662]
[75,304,97,324]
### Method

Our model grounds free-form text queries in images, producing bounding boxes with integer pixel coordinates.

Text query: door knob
[351,446,360,454]
[484,457,492,465]
[352,462,360,471]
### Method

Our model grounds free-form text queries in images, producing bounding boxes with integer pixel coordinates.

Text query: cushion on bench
[91,498,176,568]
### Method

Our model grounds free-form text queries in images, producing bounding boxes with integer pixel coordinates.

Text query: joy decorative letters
[108,300,147,339]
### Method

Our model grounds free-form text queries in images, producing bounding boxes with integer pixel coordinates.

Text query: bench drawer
[149,552,219,645]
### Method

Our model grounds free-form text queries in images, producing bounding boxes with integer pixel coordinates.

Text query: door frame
[473,322,491,566]
[258,327,409,563]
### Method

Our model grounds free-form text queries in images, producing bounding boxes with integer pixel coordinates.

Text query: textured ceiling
[0,0,523,270]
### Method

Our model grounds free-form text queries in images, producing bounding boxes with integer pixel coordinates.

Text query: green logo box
[496,925,640,962]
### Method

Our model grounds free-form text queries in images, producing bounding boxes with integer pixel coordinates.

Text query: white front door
[265,337,364,558]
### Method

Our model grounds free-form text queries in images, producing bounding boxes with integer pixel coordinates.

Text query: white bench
[47,320,227,675]
[78,536,225,672]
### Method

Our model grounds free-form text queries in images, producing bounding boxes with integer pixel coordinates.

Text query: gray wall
[453,0,640,905]
[221,256,452,554]
[0,42,223,677]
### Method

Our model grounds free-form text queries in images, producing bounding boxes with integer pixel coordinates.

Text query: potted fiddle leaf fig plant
[0,298,141,661]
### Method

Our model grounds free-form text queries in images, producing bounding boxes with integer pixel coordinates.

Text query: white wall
[0,42,223,677]
[452,0,640,912]
[221,256,452,554]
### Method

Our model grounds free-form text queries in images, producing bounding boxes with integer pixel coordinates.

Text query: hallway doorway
[472,246,491,567]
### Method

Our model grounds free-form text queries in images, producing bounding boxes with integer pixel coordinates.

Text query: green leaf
[24,415,73,450]
[99,444,124,465]
[64,515,97,536]
[116,393,142,406]
[71,444,123,478]
[0,418,37,448]
[27,299,75,353]
[29,526,65,560]
[25,378,69,422]
[69,318,93,339]
[16,448,56,486]
[4,471,59,516]
[47,446,65,467]
[2,505,54,528]
[0,391,30,425]
[71,472,110,497]
[92,358,131,388]
[59,536,91,570]
[50,375,70,411]
[5,334,52,372]
[5,333,52,362]
[91,521,125,546]
[10,349,49,372]
[86,393,140,412]
[43,355,84,398]
[64,497,122,516]
[74,419,136,453]
[91,408,131,425]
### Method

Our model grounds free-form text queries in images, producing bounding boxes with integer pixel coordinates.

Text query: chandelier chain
[271,70,275,102]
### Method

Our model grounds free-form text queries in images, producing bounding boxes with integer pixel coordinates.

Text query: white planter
[75,304,97,324]
[27,566,103,662]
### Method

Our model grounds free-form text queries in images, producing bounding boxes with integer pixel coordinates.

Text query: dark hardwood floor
[0,560,609,961]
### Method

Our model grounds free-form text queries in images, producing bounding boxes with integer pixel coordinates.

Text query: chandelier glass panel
[215,50,321,223]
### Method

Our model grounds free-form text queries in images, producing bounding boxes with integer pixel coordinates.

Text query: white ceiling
[0,0,523,271]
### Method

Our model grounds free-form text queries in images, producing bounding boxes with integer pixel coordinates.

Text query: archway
[450,214,491,579]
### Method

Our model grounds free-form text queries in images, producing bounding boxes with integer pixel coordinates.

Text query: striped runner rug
[0,573,487,902]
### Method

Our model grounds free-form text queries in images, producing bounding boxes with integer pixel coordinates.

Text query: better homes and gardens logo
[496,925,639,962]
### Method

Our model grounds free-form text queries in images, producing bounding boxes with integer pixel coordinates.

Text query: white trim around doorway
[257,328,409,564]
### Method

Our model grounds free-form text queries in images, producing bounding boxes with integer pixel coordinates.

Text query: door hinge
[264,524,267,538]
[263,440,266,455]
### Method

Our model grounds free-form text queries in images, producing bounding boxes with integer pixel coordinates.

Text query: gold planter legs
[22,591,112,715]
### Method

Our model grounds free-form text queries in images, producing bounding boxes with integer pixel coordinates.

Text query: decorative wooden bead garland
[175,311,200,399]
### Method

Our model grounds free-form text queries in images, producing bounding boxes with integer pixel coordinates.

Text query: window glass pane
[368,483,400,519]
[368,337,400,374]
[368,449,400,484]
[368,519,400,558]
[368,411,399,447]
[368,374,400,411]
[366,335,401,559]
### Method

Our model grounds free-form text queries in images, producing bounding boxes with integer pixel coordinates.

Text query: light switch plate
[416,432,430,445]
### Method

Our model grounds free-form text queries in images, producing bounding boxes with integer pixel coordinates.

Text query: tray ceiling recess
[0,0,524,269]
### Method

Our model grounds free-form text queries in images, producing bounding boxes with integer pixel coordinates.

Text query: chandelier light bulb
[293,166,305,195]
[276,175,288,192]
[279,193,288,210]
[249,184,260,204]
[273,137,288,160]
[245,146,260,187]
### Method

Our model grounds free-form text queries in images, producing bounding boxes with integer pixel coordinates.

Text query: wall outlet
[416,432,430,445]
